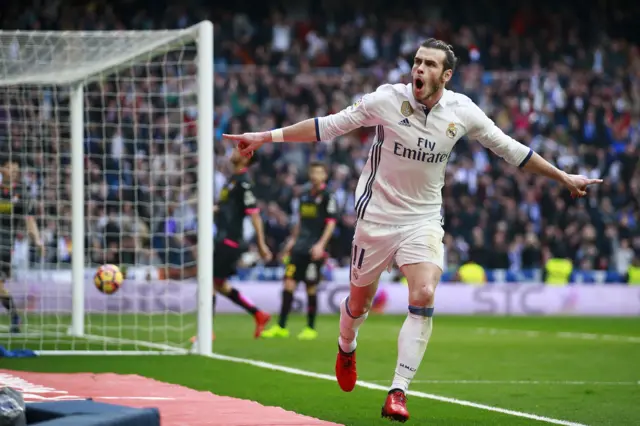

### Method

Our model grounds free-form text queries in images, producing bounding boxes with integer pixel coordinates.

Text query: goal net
[0,22,214,355]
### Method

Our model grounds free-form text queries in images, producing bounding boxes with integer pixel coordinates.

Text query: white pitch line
[207,352,587,426]
[366,379,639,386]
[476,328,640,343]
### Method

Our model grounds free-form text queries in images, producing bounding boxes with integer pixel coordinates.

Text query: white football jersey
[316,83,533,226]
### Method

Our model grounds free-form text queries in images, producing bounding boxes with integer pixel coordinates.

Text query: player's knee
[213,278,227,291]
[345,293,373,317]
[409,283,435,307]
[347,299,370,317]
[305,283,317,296]
[283,279,297,292]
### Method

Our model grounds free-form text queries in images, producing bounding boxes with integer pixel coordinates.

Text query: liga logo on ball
[94,264,124,295]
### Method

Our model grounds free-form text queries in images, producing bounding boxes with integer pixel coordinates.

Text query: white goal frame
[0,21,214,356]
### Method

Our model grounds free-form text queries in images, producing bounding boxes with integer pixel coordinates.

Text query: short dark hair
[420,38,458,72]
[247,151,258,167]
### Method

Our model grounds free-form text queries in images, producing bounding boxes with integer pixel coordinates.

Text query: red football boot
[381,389,410,423]
[254,311,271,338]
[335,346,358,392]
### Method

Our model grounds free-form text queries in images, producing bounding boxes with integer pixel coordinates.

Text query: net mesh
[0,27,203,354]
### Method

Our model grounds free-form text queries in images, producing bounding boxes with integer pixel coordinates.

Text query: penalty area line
[206,352,587,426]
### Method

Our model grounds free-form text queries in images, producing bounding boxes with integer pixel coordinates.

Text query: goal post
[0,21,214,356]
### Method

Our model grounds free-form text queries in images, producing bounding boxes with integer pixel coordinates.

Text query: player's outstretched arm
[224,118,319,156]
[520,152,602,198]
[223,87,386,156]
[465,101,602,198]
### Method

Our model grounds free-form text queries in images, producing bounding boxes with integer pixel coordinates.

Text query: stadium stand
[1,0,638,284]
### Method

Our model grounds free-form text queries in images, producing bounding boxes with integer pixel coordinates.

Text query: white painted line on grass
[207,352,588,426]
[476,328,640,343]
[366,379,639,386]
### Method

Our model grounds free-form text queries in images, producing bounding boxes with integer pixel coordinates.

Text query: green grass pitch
[2,313,639,425]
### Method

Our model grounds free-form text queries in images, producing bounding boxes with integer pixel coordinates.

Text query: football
[94,264,124,295]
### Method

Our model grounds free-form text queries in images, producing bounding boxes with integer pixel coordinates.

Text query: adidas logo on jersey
[398,118,411,127]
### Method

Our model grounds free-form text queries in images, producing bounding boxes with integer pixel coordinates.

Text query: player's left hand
[563,174,603,198]
[310,244,325,261]
[222,132,270,156]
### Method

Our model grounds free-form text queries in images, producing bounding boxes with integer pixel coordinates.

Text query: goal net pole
[68,20,214,355]
[70,83,85,338]
[195,21,214,357]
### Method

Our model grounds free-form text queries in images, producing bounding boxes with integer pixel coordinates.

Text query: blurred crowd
[0,0,639,281]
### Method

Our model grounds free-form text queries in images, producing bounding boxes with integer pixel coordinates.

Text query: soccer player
[223,38,602,422]
[210,147,272,339]
[0,156,45,333]
[261,161,337,340]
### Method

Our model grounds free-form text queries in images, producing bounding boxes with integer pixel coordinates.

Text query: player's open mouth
[415,78,424,90]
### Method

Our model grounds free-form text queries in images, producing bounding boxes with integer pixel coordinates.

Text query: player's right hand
[259,244,273,263]
[563,174,603,198]
[222,132,270,156]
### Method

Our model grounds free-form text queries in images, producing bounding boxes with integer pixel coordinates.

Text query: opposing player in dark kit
[261,162,337,340]
[192,147,272,343]
[0,157,45,333]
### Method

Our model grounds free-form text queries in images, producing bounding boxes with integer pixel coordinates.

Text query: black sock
[223,287,258,315]
[212,294,217,316]
[0,295,16,315]
[307,293,317,329]
[278,290,294,328]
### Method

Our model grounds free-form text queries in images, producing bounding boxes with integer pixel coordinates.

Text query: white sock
[390,310,433,393]
[338,297,368,353]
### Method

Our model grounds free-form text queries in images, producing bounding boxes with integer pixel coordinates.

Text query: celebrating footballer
[223,38,602,422]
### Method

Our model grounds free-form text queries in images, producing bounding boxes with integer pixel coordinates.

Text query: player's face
[1,162,19,184]
[309,166,328,186]
[411,47,452,101]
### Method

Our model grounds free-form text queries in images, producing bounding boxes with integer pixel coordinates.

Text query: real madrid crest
[400,101,414,117]
[446,122,457,138]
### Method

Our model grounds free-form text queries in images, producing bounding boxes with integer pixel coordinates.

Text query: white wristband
[270,128,284,143]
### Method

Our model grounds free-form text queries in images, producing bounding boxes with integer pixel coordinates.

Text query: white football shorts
[350,219,445,287]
